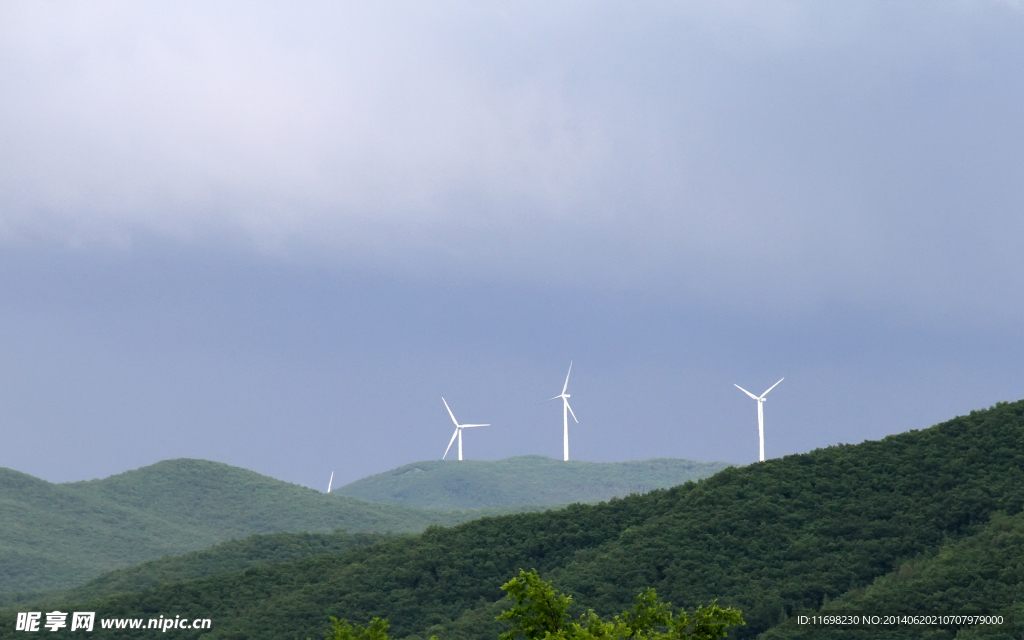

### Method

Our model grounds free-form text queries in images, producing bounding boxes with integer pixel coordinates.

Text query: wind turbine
[441,397,490,461]
[734,378,784,462]
[327,471,334,493]
[547,362,578,461]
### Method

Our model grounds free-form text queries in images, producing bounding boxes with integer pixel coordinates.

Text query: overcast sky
[2,1,1023,489]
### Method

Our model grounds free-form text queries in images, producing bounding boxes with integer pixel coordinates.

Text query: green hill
[335,456,731,509]
[761,509,1024,639]
[6,401,1024,639]
[0,459,550,594]
[0,530,396,609]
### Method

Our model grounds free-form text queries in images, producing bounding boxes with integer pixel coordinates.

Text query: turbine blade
[565,400,578,423]
[442,397,460,427]
[734,384,760,401]
[545,395,562,402]
[443,427,459,459]
[760,378,784,399]
[460,424,490,428]
[562,361,573,395]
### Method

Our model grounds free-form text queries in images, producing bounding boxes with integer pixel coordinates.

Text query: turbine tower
[547,362,578,461]
[441,397,490,461]
[734,378,784,462]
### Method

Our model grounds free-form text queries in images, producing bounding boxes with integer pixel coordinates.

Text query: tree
[320,570,743,640]
[326,617,394,640]
[497,569,744,640]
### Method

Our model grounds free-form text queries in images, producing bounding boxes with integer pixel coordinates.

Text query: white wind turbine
[441,397,490,461]
[547,362,578,462]
[734,378,784,462]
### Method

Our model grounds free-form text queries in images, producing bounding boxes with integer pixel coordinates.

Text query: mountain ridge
[0,458,547,593]
[335,455,731,509]
[1,455,724,594]
[9,401,1022,639]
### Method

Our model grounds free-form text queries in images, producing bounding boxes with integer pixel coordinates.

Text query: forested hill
[335,456,730,509]
[6,401,1024,640]
[0,531,396,609]
[0,459,548,594]
[761,509,1024,639]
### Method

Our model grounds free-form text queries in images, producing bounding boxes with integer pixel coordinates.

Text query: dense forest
[336,456,729,509]
[3,401,1024,639]
[760,509,1024,639]
[0,531,397,609]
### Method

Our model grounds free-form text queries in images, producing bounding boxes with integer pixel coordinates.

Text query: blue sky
[1,1,1023,488]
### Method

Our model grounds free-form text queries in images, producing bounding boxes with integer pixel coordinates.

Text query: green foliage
[0,458,555,594]
[336,457,731,510]
[317,571,742,640]
[759,510,1024,639]
[498,569,574,640]
[327,617,394,640]
[5,401,1024,639]
[497,569,743,640]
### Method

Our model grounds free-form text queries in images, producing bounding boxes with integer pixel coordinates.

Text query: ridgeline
[0,459,548,594]
[4,401,1024,639]
[335,456,731,509]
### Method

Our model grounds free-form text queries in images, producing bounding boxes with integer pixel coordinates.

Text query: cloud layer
[2,1,1023,320]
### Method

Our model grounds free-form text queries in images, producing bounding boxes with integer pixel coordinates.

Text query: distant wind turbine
[327,471,334,493]
[441,397,490,461]
[734,378,784,462]
[547,362,578,462]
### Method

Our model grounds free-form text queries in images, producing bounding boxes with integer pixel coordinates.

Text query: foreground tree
[322,569,743,640]
[326,616,394,640]
[497,569,744,640]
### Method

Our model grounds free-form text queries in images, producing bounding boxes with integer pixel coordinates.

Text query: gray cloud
[1,1,1023,322]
